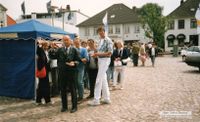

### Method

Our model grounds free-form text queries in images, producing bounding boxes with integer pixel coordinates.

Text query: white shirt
[151,48,155,56]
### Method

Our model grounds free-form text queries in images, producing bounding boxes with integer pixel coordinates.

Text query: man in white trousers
[88,26,113,106]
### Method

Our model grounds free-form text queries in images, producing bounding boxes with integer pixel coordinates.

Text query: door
[189,35,199,46]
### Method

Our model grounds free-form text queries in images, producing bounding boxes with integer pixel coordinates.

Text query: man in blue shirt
[73,37,89,101]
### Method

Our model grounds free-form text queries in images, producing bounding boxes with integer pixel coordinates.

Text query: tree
[139,3,168,48]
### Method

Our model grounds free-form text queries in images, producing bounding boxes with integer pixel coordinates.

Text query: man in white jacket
[88,26,113,106]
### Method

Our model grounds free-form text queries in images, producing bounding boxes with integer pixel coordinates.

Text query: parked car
[181,46,200,61]
[184,52,200,72]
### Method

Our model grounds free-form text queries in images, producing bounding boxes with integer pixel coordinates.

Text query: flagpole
[103,12,108,36]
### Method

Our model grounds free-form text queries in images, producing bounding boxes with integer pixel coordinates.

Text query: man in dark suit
[49,35,81,113]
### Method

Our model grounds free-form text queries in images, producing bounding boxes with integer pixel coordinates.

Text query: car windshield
[187,46,194,51]
[193,47,200,52]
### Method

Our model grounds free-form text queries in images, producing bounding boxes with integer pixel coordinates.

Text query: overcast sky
[0,0,180,19]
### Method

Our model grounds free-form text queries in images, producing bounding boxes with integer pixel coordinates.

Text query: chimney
[132,6,137,12]
[180,0,184,5]
[31,12,37,19]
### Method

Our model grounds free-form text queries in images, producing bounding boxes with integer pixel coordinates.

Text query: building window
[168,20,174,30]
[134,25,140,33]
[178,20,185,29]
[93,27,98,36]
[108,26,113,34]
[168,40,174,47]
[115,25,121,34]
[190,19,197,28]
[124,25,130,34]
[84,28,90,36]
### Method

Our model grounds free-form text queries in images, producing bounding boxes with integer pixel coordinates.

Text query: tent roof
[0,19,74,39]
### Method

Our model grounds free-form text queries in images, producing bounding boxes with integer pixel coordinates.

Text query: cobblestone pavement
[0,55,200,122]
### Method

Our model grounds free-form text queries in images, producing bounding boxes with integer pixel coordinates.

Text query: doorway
[189,35,199,46]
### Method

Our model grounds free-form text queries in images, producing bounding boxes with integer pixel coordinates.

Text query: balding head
[62,35,71,47]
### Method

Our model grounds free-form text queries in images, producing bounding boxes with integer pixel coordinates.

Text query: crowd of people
[35,26,159,113]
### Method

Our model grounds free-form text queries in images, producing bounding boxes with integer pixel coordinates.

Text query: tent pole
[34,40,37,101]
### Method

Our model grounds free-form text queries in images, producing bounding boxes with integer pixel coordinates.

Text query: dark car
[185,52,200,72]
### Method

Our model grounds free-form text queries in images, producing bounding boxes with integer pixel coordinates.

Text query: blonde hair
[116,40,124,47]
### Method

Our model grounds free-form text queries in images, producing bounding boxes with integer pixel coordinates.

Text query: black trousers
[132,54,139,66]
[51,67,59,96]
[88,68,98,97]
[36,76,51,103]
[60,70,77,109]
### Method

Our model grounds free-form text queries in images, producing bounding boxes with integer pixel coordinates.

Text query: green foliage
[139,3,168,48]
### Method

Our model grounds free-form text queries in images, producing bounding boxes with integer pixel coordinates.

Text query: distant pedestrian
[131,42,140,66]
[148,43,158,67]
[139,43,147,66]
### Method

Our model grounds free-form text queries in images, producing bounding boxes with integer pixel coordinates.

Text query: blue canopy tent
[0,19,74,99]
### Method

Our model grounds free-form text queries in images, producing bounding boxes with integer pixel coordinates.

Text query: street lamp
[59,5,71,30]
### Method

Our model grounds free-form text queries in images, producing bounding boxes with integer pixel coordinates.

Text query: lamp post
[50,0,58,27]
[59,5,71,30]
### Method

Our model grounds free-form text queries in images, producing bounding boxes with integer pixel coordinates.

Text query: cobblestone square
[0,56,200,122]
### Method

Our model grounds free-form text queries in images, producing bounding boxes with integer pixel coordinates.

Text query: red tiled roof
[7,15,16,26]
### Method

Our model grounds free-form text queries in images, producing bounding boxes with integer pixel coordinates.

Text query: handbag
[36,67,46,78]
[114,60,122,67]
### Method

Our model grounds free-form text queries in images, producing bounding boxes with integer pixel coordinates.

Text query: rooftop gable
[0,4,7,11]
[168,0,200,19]
[77,3,140,27]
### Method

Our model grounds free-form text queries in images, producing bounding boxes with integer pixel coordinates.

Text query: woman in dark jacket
[112,41,129,90]
[36,42,51,105]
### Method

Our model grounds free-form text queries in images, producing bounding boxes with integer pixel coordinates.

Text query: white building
[17,10,89,34]
[0,4,16,28]
[0,4,7,27]
[77,4,150,45]
[165,0,200,52]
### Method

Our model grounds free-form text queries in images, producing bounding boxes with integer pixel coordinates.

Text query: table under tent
[0,19,75,99]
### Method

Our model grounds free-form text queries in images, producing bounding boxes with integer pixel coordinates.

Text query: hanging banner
[195,4,200,34]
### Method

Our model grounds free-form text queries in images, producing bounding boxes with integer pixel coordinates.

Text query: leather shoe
[61,108,68,112]
[86,95,94,99]
[70,108,77,113]
[77,97,83,101]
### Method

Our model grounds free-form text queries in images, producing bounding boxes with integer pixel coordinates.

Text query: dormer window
[190,8,195,11]
[110,14,115,18]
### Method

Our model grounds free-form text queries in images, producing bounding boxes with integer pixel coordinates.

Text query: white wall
[0,10,7,27]
[17,11,89,34]
[78,23,150,43]
[165,18,199,52]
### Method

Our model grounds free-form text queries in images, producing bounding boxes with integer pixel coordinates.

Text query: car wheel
[182,56,186,61]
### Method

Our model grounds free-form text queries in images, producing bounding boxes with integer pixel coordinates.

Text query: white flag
[103,12,108,36]
[195,4,200,34]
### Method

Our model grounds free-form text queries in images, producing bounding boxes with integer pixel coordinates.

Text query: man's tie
[65,47,68,54]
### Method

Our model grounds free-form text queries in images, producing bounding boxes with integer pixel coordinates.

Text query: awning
[177,34,186,40]
[167,34,175,40]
